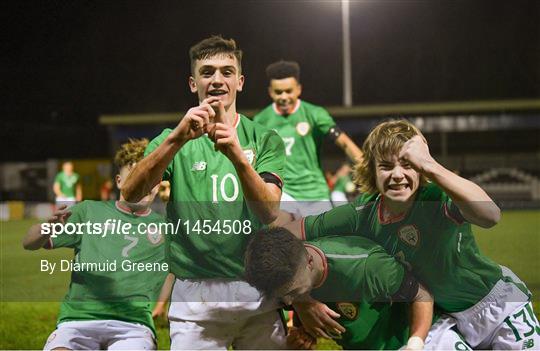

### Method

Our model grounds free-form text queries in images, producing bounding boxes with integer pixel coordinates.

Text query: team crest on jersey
[336,302,358,320]
[146,226,163,245]
[191,161,207,171]
[397,224,420,247]
[243,149,256,164]
[296,122,310,136]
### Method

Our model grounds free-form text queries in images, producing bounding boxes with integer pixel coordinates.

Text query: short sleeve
[254,129,285,182]
[441,193,466,225]
[47,202,85,249]
[302,203,358,241]
[313,106,336,135]
[54,173,61,183]
[145,129,174,181]
[362,250,405,303]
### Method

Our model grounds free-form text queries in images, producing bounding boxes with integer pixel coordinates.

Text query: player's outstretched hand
[48,204,72,224]
[398,135,435,174]
[287,326,317,350]
[293,298,345,339]
[171,98,217,143]
[207,100,244,163]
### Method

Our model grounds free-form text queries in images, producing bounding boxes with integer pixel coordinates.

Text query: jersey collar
[304,243,328,289]
[115,201,152,217]
[378,195,411,225]
[272,99,301,116]
[233,113,240,128]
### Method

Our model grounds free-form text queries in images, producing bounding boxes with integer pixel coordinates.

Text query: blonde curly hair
[114,138,149,169]
[353,119,427,194]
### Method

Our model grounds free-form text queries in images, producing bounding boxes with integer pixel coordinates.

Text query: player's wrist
[167,129,189,147]
[406,336,424,350]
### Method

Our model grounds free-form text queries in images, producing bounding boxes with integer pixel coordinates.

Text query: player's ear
[297,83,302,96]
[267,85,274,98]
[115,174,122,190]
[189,76,197,93]
[236,74,245,92]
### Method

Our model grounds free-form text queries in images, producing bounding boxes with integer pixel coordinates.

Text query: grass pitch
[1,210,539,349]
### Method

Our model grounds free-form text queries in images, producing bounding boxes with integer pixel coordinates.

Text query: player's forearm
[76,185,82,202]
[336,134,363,164]
[233,159,281,224]
[53,183,62,197]
[424,161,500,228]
[22,224,49,250]
[408,283,433,345]
[122,134,185,202]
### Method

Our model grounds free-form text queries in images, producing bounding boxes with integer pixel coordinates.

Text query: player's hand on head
[293,299,345,339]
[287,326,317,350]
[399,135,434,173]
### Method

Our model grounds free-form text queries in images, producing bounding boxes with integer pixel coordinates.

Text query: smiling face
[375,154,420,207]
[268,77,302,116]
[189,54,244,111]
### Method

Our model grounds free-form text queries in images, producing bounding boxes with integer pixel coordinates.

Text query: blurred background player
[253,60,363,223]
[121,36,287,349]
[53,161,82,207]
[23,138,168,350]
[329,163,356,203]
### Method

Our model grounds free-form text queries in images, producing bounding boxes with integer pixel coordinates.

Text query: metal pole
[342,0,353,107]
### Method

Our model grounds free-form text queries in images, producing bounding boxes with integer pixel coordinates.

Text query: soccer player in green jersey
[285,119,540,349]
[23,139,168,350]
[253,61,363,221]
[121,36,287,349]
[53,161,82,206]
[245,228,473,350]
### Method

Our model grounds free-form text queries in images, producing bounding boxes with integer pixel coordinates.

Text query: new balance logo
[192,161,207,171]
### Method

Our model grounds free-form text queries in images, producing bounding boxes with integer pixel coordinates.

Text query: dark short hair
[265,60,300,81]
[189,35,243,75]
[244,228,306,297]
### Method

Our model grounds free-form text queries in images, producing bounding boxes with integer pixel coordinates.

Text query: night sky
[3,0,539,161]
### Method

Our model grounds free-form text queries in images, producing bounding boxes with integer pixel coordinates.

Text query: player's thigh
[169,319,231,350]
[492,302,540,350]
[425,327,472,350]
[105,321,156,350]
[43,322,100,351]
[233,309,287,350]
[107,336,155,350]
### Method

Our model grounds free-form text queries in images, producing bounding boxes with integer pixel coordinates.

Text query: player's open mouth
[388,184,409,191]
[208,90,227,96]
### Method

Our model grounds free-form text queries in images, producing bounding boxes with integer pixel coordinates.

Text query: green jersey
[47,200,168,335]
[307,236,409,349]
[254,100,335,200]
[303,183,529,312]
[55,171,80,198]
[146,114,285,279]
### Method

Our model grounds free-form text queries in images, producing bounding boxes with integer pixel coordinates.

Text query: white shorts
[55,197,76,208]
[424,316,472,350]
[280,192,333,218]
[43,320,156,350]
[168,278,286,350]
[450,267,536,349]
